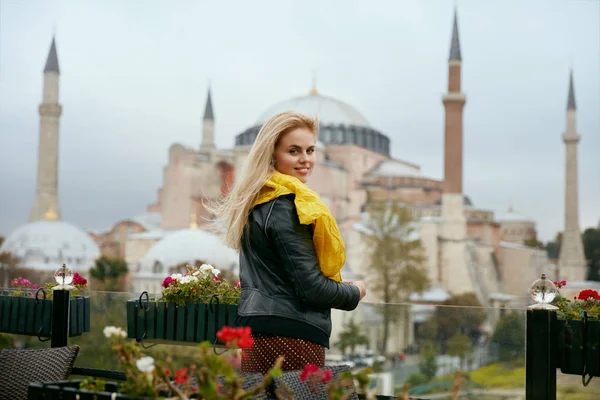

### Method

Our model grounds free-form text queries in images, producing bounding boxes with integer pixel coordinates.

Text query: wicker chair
[0,345,80,400]
[274,364,358,400]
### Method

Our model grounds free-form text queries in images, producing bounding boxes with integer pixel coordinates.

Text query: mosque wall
[125,237,162,269]
[498,220,537,244]
[498,242,553,297]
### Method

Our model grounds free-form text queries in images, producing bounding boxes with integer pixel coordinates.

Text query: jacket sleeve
[267,196,361,311]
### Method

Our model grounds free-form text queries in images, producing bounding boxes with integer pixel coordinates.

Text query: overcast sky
[0,0,598,242]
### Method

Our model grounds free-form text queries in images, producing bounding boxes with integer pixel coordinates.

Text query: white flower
[103,326,127,339]
[192,270,201,277]
[180,275,198,284]
[170,273,183,281]
[136,356,155,373]
[212,269,221,277]
[200,264,217,277]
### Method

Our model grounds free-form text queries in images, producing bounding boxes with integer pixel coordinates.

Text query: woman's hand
[352,281,367,300]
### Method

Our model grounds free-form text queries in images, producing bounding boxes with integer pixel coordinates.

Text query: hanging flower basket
[553,282,600,382]
[557,315,600,378]
[126,264,240,345]
[126,292,238,345]
[0,289,90,338]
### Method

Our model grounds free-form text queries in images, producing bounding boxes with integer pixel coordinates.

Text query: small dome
[138,228,238,274]
[496,206,535,223]
[256,93,370,127]
[0,220,100,271]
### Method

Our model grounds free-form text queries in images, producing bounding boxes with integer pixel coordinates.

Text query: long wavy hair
[211,111,318,249]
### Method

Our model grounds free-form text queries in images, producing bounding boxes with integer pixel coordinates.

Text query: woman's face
[273,127,316,183]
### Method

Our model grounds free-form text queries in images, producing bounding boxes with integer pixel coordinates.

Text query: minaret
[30,37,63,222]
[558,70,587,282]
[439,10,473,295]
[199,87,215,152]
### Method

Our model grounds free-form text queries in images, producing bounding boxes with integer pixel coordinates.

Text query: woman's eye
[307,148,314,154]
[290,149,298,154]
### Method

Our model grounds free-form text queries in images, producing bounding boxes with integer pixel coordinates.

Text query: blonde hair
[211,111,318,249]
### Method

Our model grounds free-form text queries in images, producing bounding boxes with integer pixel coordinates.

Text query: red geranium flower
[174,367,189,384]
[216,326,254,349]
[322,369,333,383]
[162,276,173,288]
[300,364,333,388]
[73,272,88,286]
[578,289,600,301]
[300,364,320,382]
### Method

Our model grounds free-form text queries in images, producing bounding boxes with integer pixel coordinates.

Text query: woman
[213,111,367,374]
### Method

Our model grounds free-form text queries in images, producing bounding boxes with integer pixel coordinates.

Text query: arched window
[153,261,163,274]
[335,128,344,143]
[322,127,331,142]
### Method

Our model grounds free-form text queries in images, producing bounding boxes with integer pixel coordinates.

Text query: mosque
[0,11,589,353]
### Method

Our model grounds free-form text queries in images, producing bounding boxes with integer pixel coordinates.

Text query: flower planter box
[126,296,238,345]
[0,294,90,337]
[557,318,600,377]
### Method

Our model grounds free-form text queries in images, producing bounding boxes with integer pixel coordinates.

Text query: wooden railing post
[525,303,558,400]
[50,288,70,347]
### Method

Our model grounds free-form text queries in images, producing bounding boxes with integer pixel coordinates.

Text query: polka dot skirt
[241,334,325,375]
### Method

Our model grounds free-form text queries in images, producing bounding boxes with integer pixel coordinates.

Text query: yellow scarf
[252,171,344,282]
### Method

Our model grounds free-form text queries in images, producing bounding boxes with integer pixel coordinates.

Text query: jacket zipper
[263,198,278,240]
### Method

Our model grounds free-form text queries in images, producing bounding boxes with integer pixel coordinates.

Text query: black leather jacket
[237,194,361,341]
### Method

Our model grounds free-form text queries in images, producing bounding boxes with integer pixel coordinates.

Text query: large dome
[0,220,100,271]
[236,89,390,155]
[256,93,370,127]
[138,228,239,275]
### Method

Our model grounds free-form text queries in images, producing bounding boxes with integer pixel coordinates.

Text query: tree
[362,201,430,354]
[524,238,544,249]
[491,312,525,362]
[435,292,486,348]
[447,333,472,370]
[549,228,600,281]
[335,317,369,355]
[416,318,438,347]
[0,251,22,288]
[584,228,600,281]
[418,344,438,381]
[89,256,129,291]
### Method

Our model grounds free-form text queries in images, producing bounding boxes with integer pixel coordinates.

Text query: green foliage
[554,294,600,321]
[447,333,472,360]
[491,312,525,361]
[5,275,87,299]
[405,373,429,387]
[89,256,129,291]
[99,325,373,399]
[418,344,438,381]
[363,201,430,353]
[435,292,486,339]
[335,317,368,355]
[416,318,438,345]
[469,362,525,389]
[584,228,600,281]
[524,238,544,249]
[79,378,106,392]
